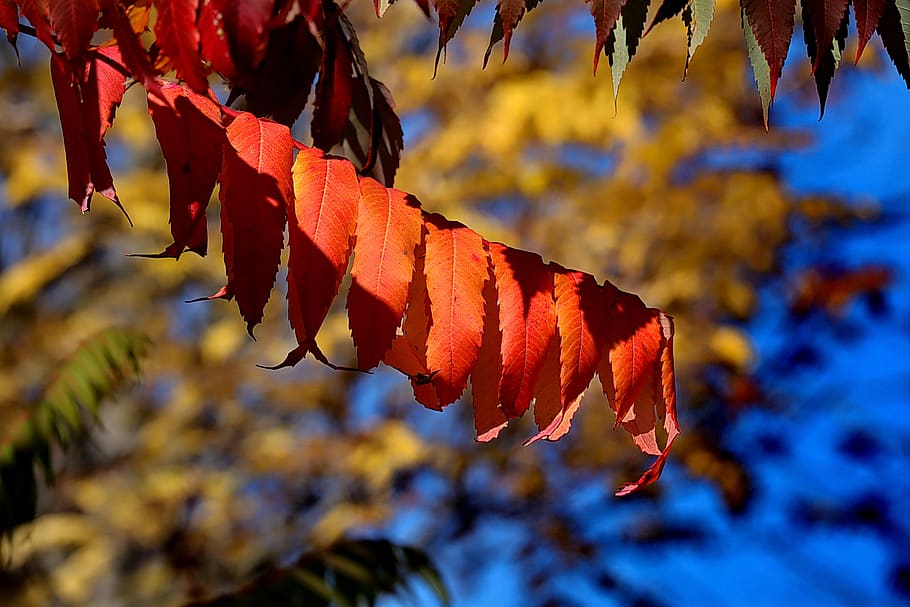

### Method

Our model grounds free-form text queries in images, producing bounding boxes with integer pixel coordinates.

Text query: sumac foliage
[41,0,910,495]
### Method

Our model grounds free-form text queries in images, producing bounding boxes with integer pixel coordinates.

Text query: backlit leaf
[348,178,423,370]
[219,112,291,334]
[153,0,209,93]
[854,0,887,62]
[49,0,100,62]
[471,267,508,441]
[740,0,796,99]
[423,214,487,407]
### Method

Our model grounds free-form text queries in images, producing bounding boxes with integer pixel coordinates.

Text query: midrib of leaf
[743,10,772,128]
[372,189,394,297]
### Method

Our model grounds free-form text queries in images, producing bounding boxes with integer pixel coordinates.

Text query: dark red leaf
[876,0,910,87]
[800,0,849,117]
[311,18,354,152]
[348,178,423,370]
[741,0,797,98]
[154,0,210,93]
[105,0,161,94]
[285,147,359,362]
[19,0,56,50]
[854,0,887,62]
[147,84,225,258]
[801,0,849,72]
[423,214,488,407]
[198,0,237,79]
[433,0,480,71]
[488,243,556,419]
[219,112,291,334]
[223,0,275,73]
[50,0,100,63]
[50,47,128,215]
[588,0,625,73]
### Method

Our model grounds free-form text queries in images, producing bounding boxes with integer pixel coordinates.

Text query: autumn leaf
[853,0,886,62]
[800,0,849,117]
[49,0,100,63]
[198,0,237,79]
[284,147,360,365]
[740,0,796,99]
[219,112,291,335]
[433,0,480,70]
[877,0,910,87]
[485,0,530,63]
[471,268,508,441]
[422,214,488,407]
[19,0,56,50]
[146,84,224,258]
[222,0,275,74]
[50,47,128,215]
[488,243,556,419]
[0,1,18,48]
[801,0,849,72]
[588,0,625,74]
[347,178,423,370]
[153,0,209,93]
[106,0,161,93]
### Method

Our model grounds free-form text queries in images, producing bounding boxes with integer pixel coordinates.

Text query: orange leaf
[348,178,423,370]
[471,267,508,441]
[382,242,440,410]
[423,213,488,407]
[489,243,556,418]
[219,112,291,335]
[285,147,359,361]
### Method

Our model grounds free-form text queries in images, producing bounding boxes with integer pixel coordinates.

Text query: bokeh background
[1,0,909,605]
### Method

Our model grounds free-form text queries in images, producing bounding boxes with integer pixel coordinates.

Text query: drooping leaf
[743,9,773,128]
[527,335,564,442]
[50,0,100,62]
[347,178,423,370]
[361,78,404,187]
[588,0,625,74]
[471,266,508,441]
[801,0,849,72]
[877,0,910,87]
[311,14,355,153]
[198,0,237,79]
[434,0,481,71]
[19,0,56,51]
[50,47,128,215]
[422,214,488,407]
[284,147,360,364]
[485,0,530,64]
[222,0,275,73]
[106,0,161,93]
[383,242,441,410]
[219,112,291,334]
[854,0,887,62]
[740,0,796,99]
[239,16,322,126]
[146,84,225,258]
[615,312,679,496]
[683,0,715,75]
[606,0,651,102]
[153,0,210,93]
[801,0,849,117]
[488,243,556,419]
[375,0,396,16]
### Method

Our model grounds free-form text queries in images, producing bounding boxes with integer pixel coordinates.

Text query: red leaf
[489,243,557,419]
[471,267,508,441]
[147,84,225,258]
[433,0,480,70]
[285,147,359,361]
[347,178,423,370]
[223,0,275,73]
[50,47,128,214]
[527,335,564,443]
[153,0,210,93]
[382,242,441,410]
[198,0,236,79]
[105,0,161,94]
[615,312,679,496]
[854,0,887,62]
[588,0,625,73]
[741,0,796,98]
[492,0,526,62]
[801,0,849,72]
[423,214,488,407]
[50,0,100,62]
[19,0,56,50]
[311,19,354,152]
[219,112,291,334]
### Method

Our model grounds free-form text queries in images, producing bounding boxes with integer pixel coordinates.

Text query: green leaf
[684,0,715,76]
